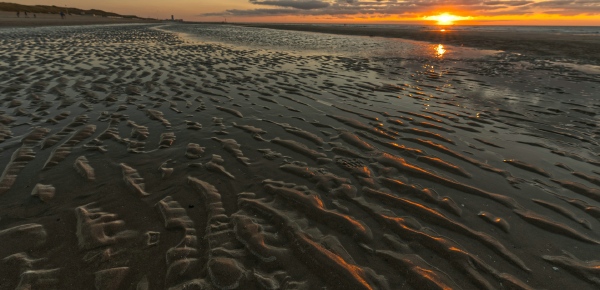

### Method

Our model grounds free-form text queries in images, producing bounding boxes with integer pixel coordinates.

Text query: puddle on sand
[162,23,500,61]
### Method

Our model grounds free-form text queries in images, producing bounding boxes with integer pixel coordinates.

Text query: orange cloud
[201,0,600,25]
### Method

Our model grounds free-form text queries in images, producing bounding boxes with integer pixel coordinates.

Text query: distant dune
[0,2,147,19]
[0,2,160,27]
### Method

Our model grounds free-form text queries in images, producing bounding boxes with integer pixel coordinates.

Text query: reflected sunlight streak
[435,44,446,58]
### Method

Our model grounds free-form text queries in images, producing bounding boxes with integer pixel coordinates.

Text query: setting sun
[424,13,471,25]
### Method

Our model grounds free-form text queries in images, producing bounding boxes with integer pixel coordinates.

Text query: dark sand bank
[0,23,599,289]
[0,11,159,28]
[241,23,600,64]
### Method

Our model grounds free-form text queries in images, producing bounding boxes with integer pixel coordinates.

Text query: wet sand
[0,11,158,27]
[242,23,600,64]
[0,23,599,289]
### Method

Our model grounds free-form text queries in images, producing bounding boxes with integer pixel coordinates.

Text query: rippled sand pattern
[0,24,599,289]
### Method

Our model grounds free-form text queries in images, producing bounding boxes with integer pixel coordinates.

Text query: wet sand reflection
[435,44,446,58]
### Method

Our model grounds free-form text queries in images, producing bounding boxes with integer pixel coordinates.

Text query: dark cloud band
[201,0,600,17]
[250,0,330,10]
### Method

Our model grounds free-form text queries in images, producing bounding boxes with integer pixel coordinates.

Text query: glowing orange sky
[8,0,600,25]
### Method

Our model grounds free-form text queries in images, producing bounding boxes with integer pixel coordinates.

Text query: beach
[0,21,599,290]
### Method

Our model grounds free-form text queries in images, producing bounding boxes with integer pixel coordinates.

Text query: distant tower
[171,15,174,21]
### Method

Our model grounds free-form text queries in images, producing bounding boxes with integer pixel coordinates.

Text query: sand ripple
[0,24,599,289]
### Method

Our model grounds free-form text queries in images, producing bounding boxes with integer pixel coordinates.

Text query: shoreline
[3,15,599,65]
[0,11,160,28]
[237,23,600,64]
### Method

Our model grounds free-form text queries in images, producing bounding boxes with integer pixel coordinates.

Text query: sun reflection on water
[435,44,446,58]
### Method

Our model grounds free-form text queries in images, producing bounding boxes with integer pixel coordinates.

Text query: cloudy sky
[11,0,600,24]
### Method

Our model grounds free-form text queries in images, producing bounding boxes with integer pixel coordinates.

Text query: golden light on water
[424,13,471,25]
[435,44,446,57]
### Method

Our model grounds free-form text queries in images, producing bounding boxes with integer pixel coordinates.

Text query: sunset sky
[10,0,600,25]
